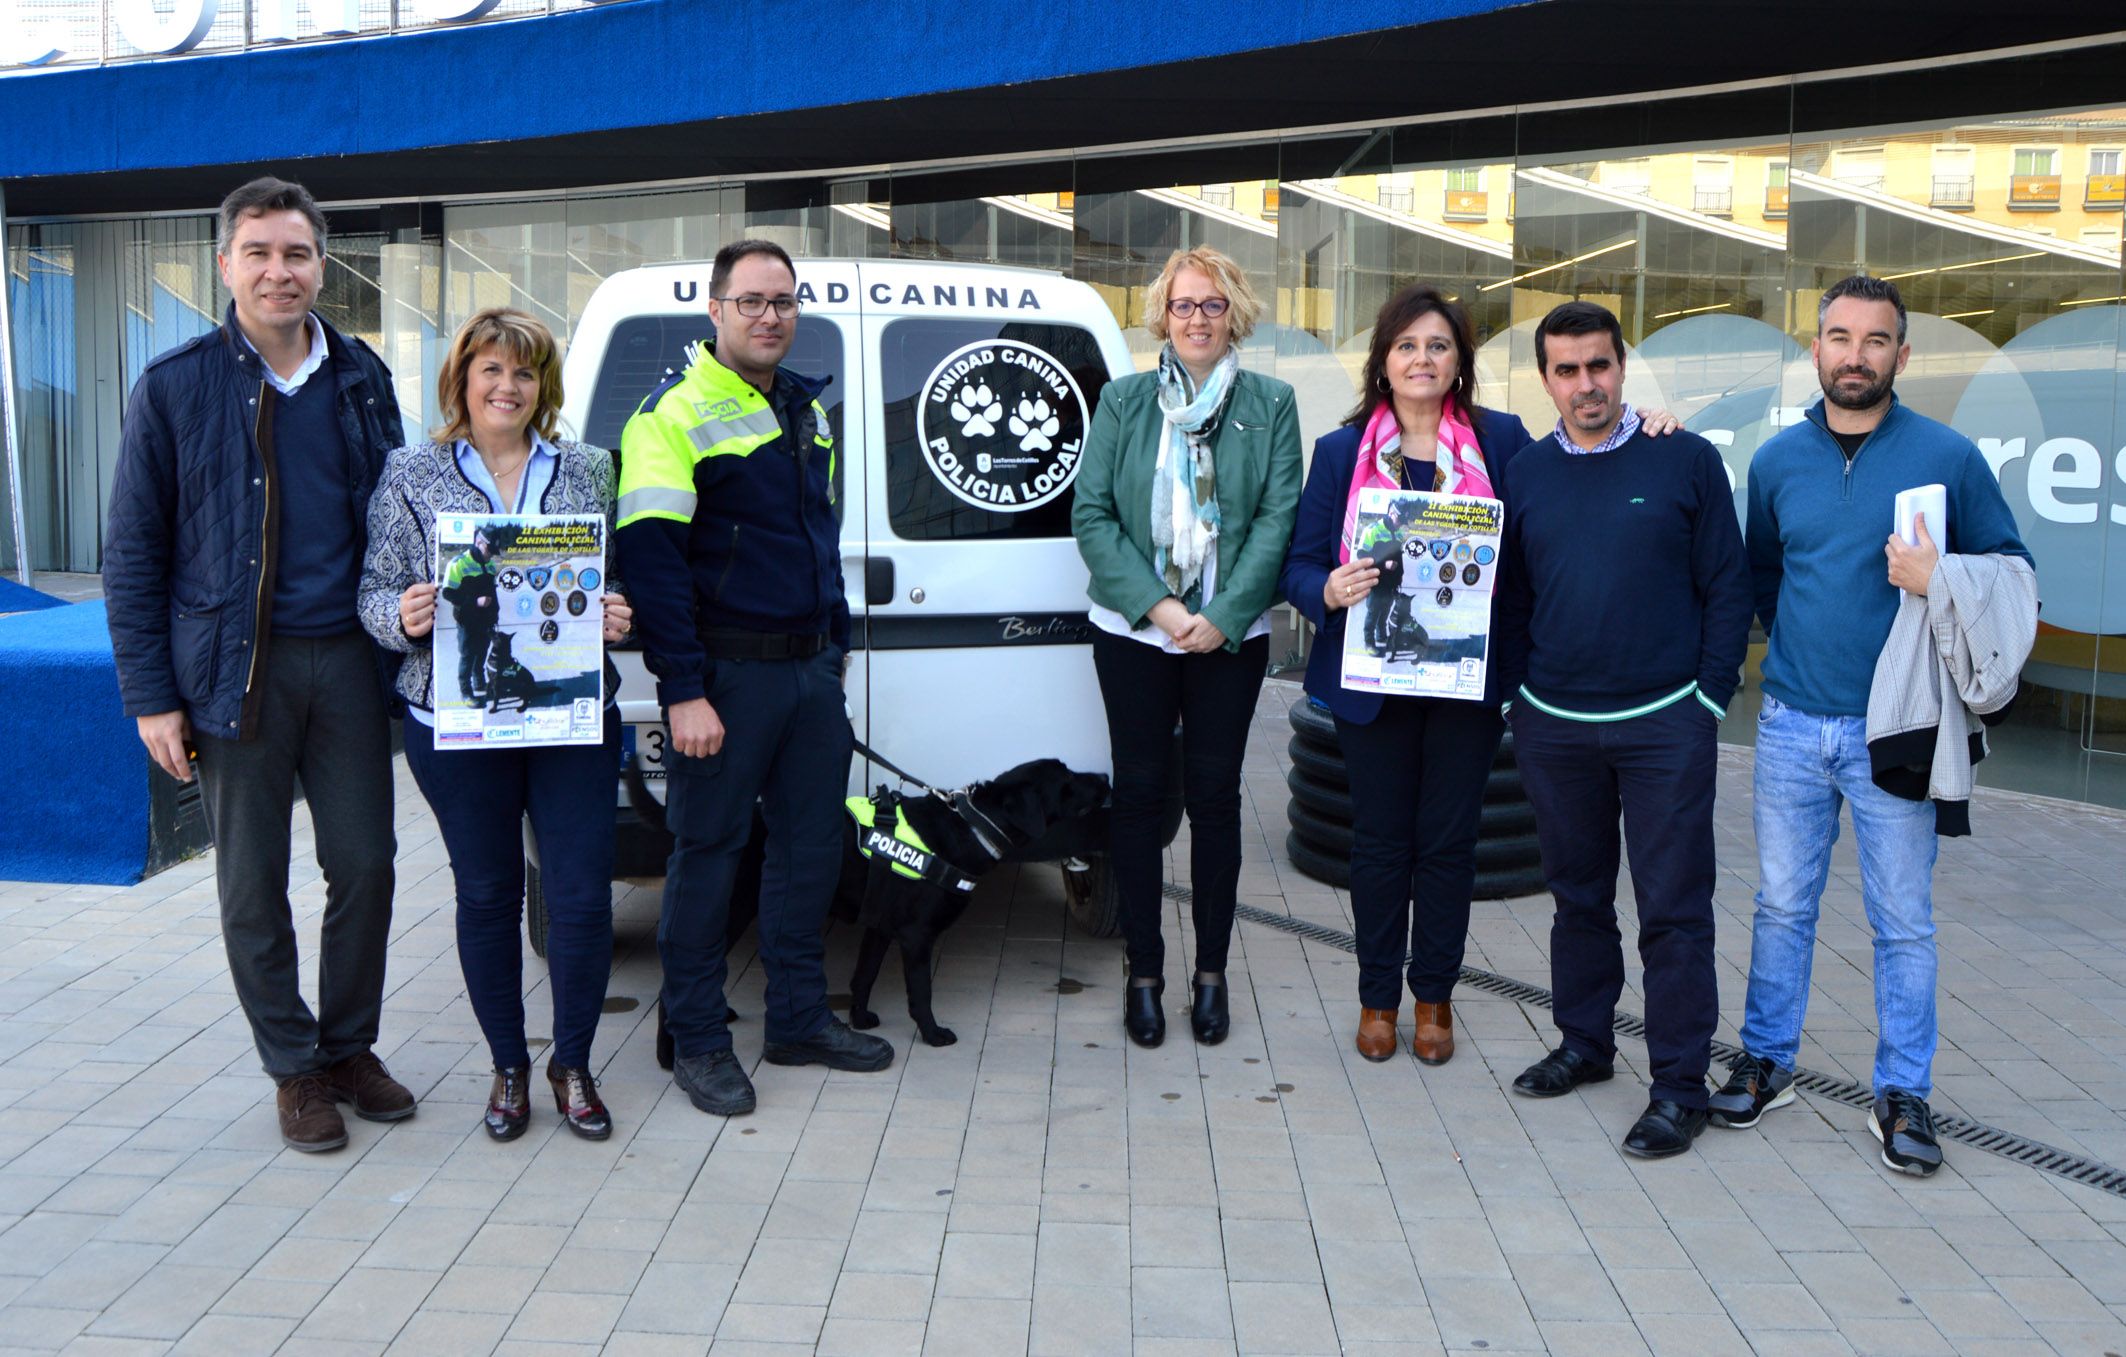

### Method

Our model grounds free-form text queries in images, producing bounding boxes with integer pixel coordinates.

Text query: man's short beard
[1822,365,1895,411]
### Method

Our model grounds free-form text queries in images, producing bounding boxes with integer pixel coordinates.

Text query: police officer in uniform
[616,239,891,1117]
[439,525,500,701]
[1354,509,1404,654]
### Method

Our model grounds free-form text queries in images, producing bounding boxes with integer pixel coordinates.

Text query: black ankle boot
[1190,977,1229,1045]
[1124,980,1166,1048]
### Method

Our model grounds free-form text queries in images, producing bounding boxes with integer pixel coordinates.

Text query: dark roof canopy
[7,0,2124,217]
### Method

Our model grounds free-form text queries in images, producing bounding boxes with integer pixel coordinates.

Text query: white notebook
[1894,484,1946,598]
[1894,483,1947,548]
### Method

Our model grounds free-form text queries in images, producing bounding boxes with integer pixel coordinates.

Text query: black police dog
[482,630,542,712]
[842,759,1108,1047]
[632,757,1108,1060]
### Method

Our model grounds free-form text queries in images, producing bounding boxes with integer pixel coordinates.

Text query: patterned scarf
[1151,345,1239,603]
[1338,399,1494,563]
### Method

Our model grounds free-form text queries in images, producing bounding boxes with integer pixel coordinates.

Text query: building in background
[3,0,2123,802]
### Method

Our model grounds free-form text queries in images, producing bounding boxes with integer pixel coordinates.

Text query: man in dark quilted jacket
[102,178,416,1152]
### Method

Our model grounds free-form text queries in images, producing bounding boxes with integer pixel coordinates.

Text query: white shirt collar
[238,314,329,397]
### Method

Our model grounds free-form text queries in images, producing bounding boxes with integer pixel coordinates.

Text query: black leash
[852,737,950,802]
[852,738,1009,861]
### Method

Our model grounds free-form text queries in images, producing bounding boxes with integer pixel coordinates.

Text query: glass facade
[9,0,603,70]
[8,90,2123,803]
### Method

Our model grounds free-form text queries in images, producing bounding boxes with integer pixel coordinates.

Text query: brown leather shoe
[1356,1007,1398,1062]
[277,1074,349,1153]
[1410,1000,1455,1066]
[324,1051,416,1123]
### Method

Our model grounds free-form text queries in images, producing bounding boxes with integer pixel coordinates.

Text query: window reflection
[6,93,2123,802]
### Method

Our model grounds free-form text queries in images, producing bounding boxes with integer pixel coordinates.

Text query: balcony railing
[1693,188,1733,216]
[2088,175,2125,209]
[2010,175,2062,209]
[1765,186,1789,218]
[1931,176,1975,209]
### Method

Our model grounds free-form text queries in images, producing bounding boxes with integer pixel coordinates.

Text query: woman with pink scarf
[1280,286,1524,1064]
[1281,285,1678,1065]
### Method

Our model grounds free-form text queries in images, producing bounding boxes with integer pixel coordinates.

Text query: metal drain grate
[1209,893,2126,1199]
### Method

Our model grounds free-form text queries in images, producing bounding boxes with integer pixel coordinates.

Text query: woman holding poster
[358,308,631,1142]
[1072,246,1302,1049]
[1278,286,1530,1066]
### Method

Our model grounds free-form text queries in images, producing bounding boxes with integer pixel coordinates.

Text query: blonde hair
[1144,246,1263,344]
[432,308,564,444]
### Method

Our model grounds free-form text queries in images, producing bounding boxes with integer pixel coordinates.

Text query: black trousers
[1093,631,1269,981]
[1510,698,1718,1107]
[192,632,396,1081]
[455,614,493,699]
[659,647,851,1057]
[1334,697,1504,1009]
[1362,553,1400,651]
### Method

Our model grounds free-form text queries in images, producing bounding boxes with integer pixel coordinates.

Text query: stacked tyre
[1284,697,1546,899]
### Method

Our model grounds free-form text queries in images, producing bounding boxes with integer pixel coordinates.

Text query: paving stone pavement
[3,678,2125,1355]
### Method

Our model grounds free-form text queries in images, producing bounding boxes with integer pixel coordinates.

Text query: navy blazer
[1277,407,1534,724]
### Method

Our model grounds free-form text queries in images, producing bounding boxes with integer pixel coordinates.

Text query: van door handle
[864,556,895,606]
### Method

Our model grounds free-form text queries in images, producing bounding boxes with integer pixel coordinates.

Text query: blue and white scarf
[1151,344,1239,603]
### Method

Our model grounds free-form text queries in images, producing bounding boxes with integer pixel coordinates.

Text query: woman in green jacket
[1071,245,1303,1048]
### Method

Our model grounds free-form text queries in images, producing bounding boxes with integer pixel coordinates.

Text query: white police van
[525,258,1177,946]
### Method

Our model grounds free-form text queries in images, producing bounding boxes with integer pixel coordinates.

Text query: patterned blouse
[356,438,622,713]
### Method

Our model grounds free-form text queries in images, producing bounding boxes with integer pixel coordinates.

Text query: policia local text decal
[918,340,1090,512]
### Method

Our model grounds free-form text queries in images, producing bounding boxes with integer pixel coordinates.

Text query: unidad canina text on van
[670,280,1043,309]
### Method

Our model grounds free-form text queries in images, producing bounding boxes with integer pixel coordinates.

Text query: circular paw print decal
[950,382,1003,438]
[916,340,1092,513]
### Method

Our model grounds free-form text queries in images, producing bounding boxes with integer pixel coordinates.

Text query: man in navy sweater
[103,179,414,1152]
[1710,276,2030,1177]
[1494,301,1751,1159]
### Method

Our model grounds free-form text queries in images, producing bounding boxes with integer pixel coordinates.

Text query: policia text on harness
[846,789,980,896]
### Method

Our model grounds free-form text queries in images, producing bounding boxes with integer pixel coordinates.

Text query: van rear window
[580,315,846,470]
[880,318,1109,542]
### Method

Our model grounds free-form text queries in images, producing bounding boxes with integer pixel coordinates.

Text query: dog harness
[845,790,979,894]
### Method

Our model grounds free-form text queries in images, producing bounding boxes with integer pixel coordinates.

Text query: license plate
[620,723,668,805]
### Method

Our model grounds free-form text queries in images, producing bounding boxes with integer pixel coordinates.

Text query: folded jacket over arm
[1865,552,2038,836]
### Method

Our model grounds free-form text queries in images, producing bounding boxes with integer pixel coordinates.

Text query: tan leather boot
[1356,1007,1398,1062]
[1410,1000,1455,1066]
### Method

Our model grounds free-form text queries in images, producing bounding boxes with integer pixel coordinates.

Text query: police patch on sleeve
[916,339,1090,512]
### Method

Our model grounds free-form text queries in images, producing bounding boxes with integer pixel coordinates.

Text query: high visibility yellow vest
[615,340,835,530]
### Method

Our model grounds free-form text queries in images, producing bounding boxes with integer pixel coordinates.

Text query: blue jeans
[1741,694,1940,1097]
[404,708,621,1070]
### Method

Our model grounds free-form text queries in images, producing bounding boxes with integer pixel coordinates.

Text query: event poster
[432,513,606,747]
[1339,488,1504,700]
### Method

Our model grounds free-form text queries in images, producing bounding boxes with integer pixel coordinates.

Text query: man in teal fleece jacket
[1711,275,2032,1179]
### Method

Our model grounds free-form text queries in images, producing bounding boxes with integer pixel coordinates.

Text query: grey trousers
[192,632,397,1081]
